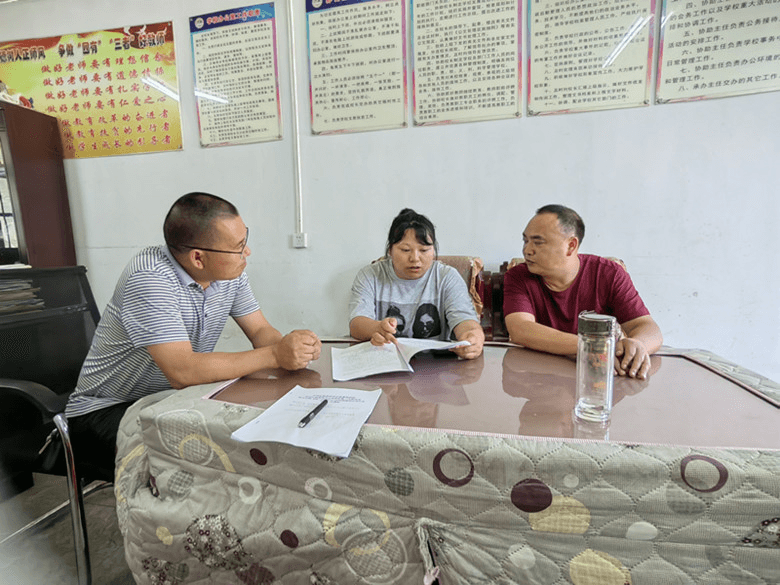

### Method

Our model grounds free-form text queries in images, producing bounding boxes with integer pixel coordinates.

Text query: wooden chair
[436,255,488,330]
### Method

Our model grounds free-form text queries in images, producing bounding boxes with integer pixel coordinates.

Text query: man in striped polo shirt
[65,192,321,480]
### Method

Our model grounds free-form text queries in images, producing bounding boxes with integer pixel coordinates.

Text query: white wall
[2,0,779,382]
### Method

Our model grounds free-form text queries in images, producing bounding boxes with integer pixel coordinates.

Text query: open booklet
[332,338,470,381]
[231,385,382,458]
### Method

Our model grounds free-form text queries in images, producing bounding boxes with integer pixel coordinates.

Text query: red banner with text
[0,22,182,158]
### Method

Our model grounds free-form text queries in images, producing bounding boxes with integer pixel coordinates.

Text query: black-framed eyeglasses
[179,227,249,256]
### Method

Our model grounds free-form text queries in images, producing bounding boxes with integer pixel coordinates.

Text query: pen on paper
[298,399,328,428]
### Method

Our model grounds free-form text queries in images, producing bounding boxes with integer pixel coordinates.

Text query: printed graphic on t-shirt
[383,302,442,339]
[385,304,408,336]
[412,303,441,338]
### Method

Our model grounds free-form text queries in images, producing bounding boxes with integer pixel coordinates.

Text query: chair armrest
[490,272,509,341]
[0,378,69,417]
[480,271,494,340]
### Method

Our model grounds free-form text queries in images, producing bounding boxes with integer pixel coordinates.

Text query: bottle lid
[578,312,616,334]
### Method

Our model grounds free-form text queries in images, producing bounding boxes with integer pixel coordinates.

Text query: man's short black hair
[536,204,585,243]
[385,208,438,256]
[164,192,239,252]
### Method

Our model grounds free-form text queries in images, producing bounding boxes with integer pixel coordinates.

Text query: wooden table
[208,341,779,449]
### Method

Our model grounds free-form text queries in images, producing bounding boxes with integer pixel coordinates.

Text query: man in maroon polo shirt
[503,204,663,380]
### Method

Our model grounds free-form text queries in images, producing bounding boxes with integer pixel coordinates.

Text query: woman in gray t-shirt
[348,208,484,359]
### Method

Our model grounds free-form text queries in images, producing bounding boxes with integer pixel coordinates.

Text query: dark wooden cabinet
[0,101,76,267]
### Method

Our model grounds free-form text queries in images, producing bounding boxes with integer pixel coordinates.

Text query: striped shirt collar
[162,245,222,295]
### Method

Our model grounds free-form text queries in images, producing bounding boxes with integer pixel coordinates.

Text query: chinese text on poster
[0,22,182,158]
[528,0,654,115]
[657,0,780,102]
[411,0,520,125]
[307,0,407,134]
[190,4,283,146]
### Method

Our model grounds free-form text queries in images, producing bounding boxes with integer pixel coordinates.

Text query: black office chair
[0,265,102,585]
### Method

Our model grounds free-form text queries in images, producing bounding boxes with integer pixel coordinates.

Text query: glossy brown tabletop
[207,341,779,449]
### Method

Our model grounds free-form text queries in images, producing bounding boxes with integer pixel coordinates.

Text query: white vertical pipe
[284,0,304,235]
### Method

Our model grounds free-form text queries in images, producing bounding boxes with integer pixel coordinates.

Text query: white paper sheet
[230,385,381,458]
[331,339,469,381]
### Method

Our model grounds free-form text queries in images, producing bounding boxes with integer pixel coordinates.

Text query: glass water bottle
[574,312,616,423]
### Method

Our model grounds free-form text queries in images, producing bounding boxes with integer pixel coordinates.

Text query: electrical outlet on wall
[292,233,309,248]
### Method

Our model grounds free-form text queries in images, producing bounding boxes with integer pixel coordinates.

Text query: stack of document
[331,338,469,381]
[0,279,43,315]
[231,385,382,458]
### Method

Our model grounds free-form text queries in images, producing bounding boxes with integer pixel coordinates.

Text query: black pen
[298,399,328,428]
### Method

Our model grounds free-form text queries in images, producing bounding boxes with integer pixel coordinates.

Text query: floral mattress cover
[115,386,780,585]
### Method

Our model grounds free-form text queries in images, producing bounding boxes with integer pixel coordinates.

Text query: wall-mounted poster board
[411,0,521,125]
[306,0,407,135]
[528,0,655,115]
[190,4,283,146]
[656,0,780,103]
[0,22,182,158]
